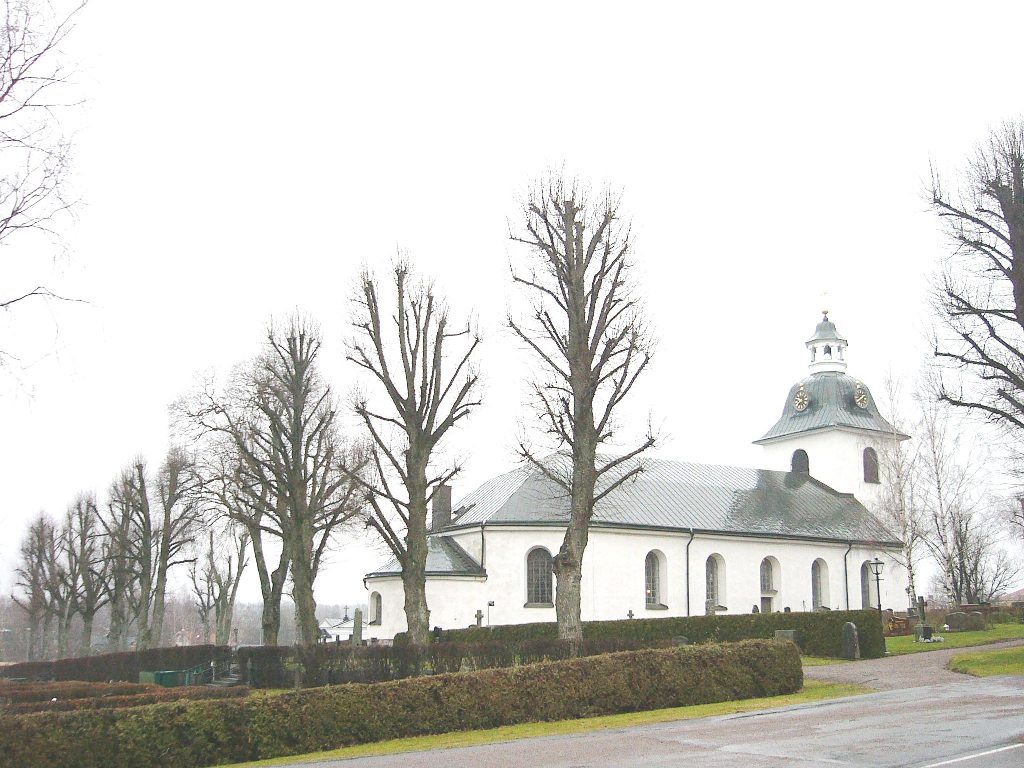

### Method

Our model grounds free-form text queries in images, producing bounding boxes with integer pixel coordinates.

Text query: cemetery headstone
[841,622,860,660]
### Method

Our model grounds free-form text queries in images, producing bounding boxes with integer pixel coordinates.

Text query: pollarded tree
[932,122,1024,443]
[509,178,655,646]
[190,524,248,645]
[12,513,54,659]
[346,262,480,647]
[64,494,110,655]
[181,317,364,646]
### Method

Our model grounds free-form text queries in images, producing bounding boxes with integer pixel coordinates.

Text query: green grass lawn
[224,680,870,767]
[801,656,849,666]
[884,622,1024,655]
[949,646,1024,677]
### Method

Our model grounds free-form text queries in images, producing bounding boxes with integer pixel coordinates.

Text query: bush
[0,681,154,704]
[0,646,232,683]
[3,686,249,715]
[439,609,886,659]
[0,640,800,768]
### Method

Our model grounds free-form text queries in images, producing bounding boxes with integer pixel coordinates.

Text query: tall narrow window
[706,556,719,606]
[760,557,778,613]
[526,547,553,605]
[863,448,880,484]
[369,592,382,625]
[811,559,830,610]
[792,449,809,474]
[645,551,661,606]
[760,558,774,592]
[860,561,872,609]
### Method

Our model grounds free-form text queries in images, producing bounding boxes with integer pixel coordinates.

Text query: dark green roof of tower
[754,372,907,444]
[808,313,847,344]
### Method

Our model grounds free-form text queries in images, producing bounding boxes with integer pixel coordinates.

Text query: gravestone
[945,611,967,631]
[966,611,985,631]
[917,596,927,623]
[475,609,484,627]
[752,605,760,614]
[350,608,363,646]
[774,629,798,644]
[841,622,860,660]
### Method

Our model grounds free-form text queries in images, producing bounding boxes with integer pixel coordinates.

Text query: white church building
[362,314,910,640]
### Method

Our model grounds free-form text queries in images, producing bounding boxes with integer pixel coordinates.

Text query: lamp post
[869,558,884,615]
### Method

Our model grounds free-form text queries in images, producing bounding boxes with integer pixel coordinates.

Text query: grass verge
[801,656,848,667]
[884,622,1024,655]
[224,680,870,767]
[949,646,1024,677]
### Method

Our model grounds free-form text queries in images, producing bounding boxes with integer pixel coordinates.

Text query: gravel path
[803,637,1024,690]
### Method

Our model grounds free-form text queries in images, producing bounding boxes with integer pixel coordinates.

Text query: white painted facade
[362,314,911,640]
[365,526,907,638]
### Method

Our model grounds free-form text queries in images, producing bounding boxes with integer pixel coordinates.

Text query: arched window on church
[369,591,382,625]
[645,551,666,608]
[706,554,726,610]
[760,556,778,613]
[525,547,553,606]
[792,449,809,474]
[863,447,879,484]
[811,558,830,610]
[860,560,876,609]
[824,344,832,358]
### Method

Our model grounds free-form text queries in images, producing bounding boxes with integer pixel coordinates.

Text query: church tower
[754,313,908,508]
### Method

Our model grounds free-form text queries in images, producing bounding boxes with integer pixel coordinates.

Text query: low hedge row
[237,636,662,687]
[3,686,249,715]
[0,681,154,704]
[435,609,886,659]
[0,640,801,768]
[0,645,232,683]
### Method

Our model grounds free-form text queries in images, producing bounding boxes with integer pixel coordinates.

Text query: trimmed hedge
[436,609,886,659]
[0,640,801,768]
[2,686,249,715]
[0,681,154,704]
[237,636,663,687]
[0,646,232,683]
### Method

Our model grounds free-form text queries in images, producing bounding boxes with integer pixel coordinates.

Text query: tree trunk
[79,614,94,656]
[289,534,319,646]
[403,470,431,647]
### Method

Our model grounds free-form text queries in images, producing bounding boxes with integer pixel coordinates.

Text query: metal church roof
[366,535,485,578]
[754,372,907,444]
[436,454,900,547]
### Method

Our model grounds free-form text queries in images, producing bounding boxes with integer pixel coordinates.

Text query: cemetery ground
[226,627,1024,768]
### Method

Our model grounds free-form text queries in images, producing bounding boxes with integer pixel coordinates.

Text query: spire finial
[822,309,829,322]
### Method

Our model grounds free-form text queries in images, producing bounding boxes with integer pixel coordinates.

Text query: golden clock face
[794,387,810,412]
[854,383,868,409]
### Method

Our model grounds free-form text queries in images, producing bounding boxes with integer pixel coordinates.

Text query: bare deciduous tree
[181,317,363,646]
[346,262,480,647]
[917,398,1018,604]
[144,447,201,649]
[874,377,925,607]
[509,179,654,645]
[931,122,1024,445]
[12,513,53,659]
[64,493,109,655]
[102,468,140,652]
[190,524,248,645]
[0,0,83,307]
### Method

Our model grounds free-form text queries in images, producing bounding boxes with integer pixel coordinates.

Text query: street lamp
[869,558,884,615]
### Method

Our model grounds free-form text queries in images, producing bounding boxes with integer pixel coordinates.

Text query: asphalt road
[286,644,1024,768]
[287,676,1023,768]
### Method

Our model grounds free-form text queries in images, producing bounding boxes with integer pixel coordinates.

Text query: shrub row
[237,636,662,688]
[0,645,232,683]
[0,640,801,768]
[435,609,886,659]
[2,686,249,715]
[0,681,154,704]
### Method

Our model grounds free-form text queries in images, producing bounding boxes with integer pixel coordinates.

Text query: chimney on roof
[431,484,452,531]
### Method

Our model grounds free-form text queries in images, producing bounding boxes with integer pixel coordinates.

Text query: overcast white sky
[1,2,1021,608]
